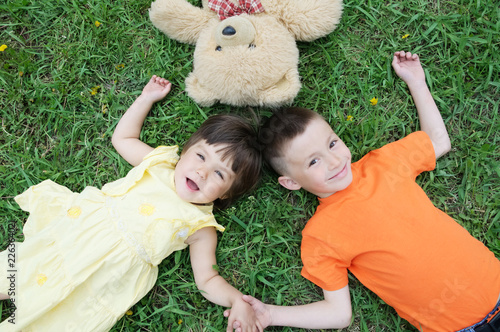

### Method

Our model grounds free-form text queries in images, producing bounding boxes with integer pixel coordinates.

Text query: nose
[327,153,342,170]
[196,166,207,179]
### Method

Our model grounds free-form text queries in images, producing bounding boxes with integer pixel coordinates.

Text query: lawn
[0,0,499,331]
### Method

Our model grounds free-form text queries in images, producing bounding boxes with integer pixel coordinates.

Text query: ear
[268,0,343,41]
[149,0,214,44]
[278,175,302,191]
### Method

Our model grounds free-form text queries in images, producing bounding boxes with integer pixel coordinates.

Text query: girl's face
[174,140,235,204]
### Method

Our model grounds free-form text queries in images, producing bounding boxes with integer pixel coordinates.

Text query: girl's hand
[224,298,263,332]
[140,75,172,103]
[392,51,426,86]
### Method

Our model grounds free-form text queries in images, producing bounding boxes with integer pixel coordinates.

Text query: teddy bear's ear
[149,0,214,45]
[185,73,218,107]
[264,0,343,41]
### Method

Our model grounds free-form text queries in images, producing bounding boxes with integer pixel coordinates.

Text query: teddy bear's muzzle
[215,16,256,47]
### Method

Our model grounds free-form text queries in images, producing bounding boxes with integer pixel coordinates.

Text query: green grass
[1,0,499,330]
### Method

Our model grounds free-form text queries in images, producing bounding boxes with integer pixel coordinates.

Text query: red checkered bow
[208,0,265,20]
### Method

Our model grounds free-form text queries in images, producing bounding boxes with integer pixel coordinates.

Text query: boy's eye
[330,140,337,149]
[197,153,205,161]
[215,170,224,179]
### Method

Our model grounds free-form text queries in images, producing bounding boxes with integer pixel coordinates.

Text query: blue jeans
[456,299,500,332]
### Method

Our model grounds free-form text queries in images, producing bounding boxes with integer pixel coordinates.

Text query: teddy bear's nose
[222,26,236,36]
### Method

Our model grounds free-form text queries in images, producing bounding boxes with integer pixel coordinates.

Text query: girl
[0,76,263,332]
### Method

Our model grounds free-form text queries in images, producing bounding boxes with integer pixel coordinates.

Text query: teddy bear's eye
[215,46,222,51]
[249,44,256,49]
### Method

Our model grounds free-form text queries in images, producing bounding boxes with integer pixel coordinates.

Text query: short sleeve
[142,145,180,165]
[301,234,349,291]
[377,131,436,178]
[102,146,179,196]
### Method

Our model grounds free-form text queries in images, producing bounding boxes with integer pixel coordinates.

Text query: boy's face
[175,140,235,204]
[278,117,353,198]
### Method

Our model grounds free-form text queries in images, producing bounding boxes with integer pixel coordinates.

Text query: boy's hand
[392,51,425,86]
[140,75,172,103]
[223,297,264,332]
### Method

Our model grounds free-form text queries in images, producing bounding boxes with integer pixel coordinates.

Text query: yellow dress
[0,146,224,332]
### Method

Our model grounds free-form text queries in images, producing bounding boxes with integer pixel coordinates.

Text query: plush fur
[150,0,343,107]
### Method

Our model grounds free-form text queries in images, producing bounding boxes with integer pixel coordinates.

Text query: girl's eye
[330,140,337,149]
[197,153,205,161]
[215,46,222,51]
[215,170,224,179]
[309,159,318,167]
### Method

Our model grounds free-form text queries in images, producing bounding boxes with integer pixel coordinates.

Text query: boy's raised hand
[392,51,426,86]
[141,75,172,103]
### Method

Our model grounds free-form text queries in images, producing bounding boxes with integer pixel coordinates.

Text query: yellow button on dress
[0,146,224,332]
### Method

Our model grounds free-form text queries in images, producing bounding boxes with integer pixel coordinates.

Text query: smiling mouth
[329,165,347,180]
[186,178,199,191]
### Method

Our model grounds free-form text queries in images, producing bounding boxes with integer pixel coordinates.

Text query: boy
[233,51,500,331]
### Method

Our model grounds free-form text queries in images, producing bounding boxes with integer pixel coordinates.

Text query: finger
[392,55,399,67]
[405,51,413,60]
[242,294,254,303]
[233,320,241,329]
[224,309,230,317]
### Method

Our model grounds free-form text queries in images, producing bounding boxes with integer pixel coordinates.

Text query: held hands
[140,75,172,104]
[223,297,264,332]
[224,295,270,331]
[392,51,426,87]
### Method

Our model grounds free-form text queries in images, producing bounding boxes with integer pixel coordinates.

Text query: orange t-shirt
[301,132,500,331]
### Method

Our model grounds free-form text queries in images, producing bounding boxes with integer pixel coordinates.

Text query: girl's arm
[112,76,172,166]
[392,51,451,159]
[186,227,262,332]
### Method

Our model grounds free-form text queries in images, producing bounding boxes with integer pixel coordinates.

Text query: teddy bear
[149,0,343,107]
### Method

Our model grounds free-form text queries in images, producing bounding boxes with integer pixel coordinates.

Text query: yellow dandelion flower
[37,274,48,286]
[178,319,183,325]
[115,64,125,70]
[67,206,82,219]
[139,203,155,216]
[0,44,7,52]
[125,310,133,316]
[402,34,410,39]
[90,86,100,95]
[19,71,24,77]
[95,21,101,27]
[346,115,353,121]
[370,97,378,106]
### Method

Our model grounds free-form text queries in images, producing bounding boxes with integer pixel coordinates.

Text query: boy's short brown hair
[183,114,262,209]
[259,107,324,175]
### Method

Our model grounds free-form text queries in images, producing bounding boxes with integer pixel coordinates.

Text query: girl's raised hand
[141,75,172,103]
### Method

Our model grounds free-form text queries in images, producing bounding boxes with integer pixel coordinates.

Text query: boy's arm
[111,76,172,166]
[186,227,263,332]
[236,287,352,329]
[392,51,451,159]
